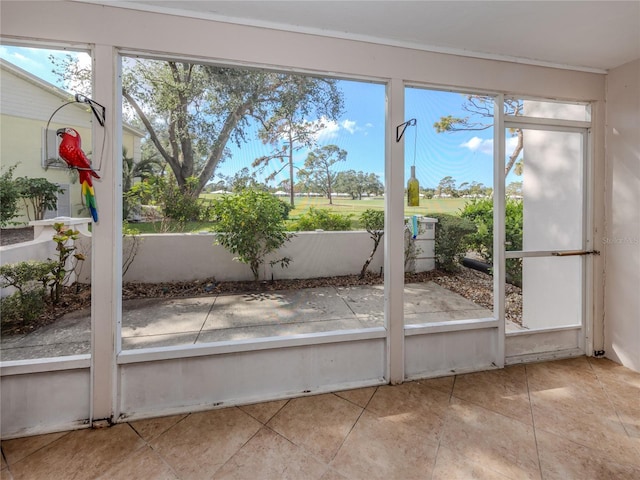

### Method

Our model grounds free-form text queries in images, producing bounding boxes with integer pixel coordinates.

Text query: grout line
[327,389,374,463]
[586,357,637,441]
[193,295,218,344]
[524,364,544,479]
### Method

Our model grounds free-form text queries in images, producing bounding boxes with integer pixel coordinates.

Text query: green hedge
[429,213,477,272]
[291,207,352,231]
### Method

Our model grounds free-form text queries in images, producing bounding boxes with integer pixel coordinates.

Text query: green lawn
[130,196,469,233]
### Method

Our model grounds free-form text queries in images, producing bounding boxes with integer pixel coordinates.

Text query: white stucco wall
[604,58,640,372]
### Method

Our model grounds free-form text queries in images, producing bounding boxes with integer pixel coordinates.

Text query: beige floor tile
[530,386,640,467]
[129,414,188,442]
[419,375,455,395]
[0,468,13,480]
[212,427,328,479]
[432,445,513,480]
[150,408,261,480]
[452,365,532,425]
[526,357,602,395]
[330,410,438,480]
[238,399,289,424]
[441,398,541,480]
[319,468,350,480]
[97,445,178,480]
[267,393,363,463]
[334,386,377,408]
[589,357,640,442]
[1,431,68,465]
[7,424,144,480]
[365,381,449,444]
[536,429,640,480]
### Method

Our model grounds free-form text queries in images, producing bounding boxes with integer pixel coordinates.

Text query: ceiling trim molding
[76,1,609,74]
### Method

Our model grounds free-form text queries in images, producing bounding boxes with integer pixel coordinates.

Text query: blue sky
[1,45,518,189]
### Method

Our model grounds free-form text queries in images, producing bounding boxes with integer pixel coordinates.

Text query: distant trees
[334,170,383,200]
[299,145,347,204]
[431,176,493,198]
[252,78,344,207]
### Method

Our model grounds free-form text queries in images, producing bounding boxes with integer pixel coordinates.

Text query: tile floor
[1,356,638,479]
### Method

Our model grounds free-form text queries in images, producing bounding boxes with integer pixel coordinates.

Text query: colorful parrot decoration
[56,127,100,222]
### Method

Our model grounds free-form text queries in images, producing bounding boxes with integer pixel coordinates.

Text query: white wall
[604,58,640,372]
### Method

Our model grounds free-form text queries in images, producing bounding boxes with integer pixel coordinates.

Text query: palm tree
[122,147,162,218]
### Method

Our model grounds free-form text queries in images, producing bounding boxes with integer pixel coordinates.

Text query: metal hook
[396,118,417,142]
[75,93,106,127]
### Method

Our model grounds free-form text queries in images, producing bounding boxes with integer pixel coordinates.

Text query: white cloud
[460,136,493,154]
[460,135,521,156]
[313,117,340,142]
[341,119,356,134]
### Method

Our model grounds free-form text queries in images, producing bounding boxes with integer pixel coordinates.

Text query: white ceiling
[85,1,639,72]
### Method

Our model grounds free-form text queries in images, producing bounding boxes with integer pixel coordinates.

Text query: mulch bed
[1,227,34,246]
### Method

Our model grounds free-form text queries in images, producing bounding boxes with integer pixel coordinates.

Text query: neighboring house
[0,58,145,225]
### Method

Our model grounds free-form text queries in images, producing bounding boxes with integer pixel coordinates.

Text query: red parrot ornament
[56,127,100,222]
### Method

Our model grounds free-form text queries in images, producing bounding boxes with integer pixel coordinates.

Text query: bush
[359,209,385,279]
[292,207,352,231]
[49,223,85,304]
[460,197,523,284]
[126,176,206,227]
[1,289,46,325]
[211,189,293,281]
[0,260,55,325]
[0,165,20,227]
[430,213,477,272]
[15,177,63,221]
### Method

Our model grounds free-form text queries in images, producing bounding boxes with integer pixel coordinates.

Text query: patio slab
[0,284,505,361]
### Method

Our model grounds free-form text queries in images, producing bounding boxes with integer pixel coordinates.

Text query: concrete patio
[0,282,518,362]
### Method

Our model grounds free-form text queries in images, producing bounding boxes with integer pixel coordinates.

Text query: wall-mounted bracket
[396,118,417,142]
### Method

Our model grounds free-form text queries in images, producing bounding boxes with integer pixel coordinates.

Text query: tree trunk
[360,234,382,279]
[504,129,524,177]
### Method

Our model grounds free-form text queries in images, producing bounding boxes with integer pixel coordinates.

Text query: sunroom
[1,1,638,478]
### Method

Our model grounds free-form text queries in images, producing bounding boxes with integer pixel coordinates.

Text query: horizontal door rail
[505,250,599,259]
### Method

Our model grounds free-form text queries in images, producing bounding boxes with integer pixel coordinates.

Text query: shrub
[0,260,55,325]
[211,189,293,281]
[293,207,352,231]
[430,213,477,272]
[460,197,523,284]
[15,177,64,221]
[49,223,85,303]
[359,209,385,279]
[0,164,20,227]
[126,176,206,228]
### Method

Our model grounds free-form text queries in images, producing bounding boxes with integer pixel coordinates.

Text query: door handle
[551,250,600,257]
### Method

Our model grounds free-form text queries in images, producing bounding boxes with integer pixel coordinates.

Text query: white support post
[385,79,405,384]
[493,94,506,367]
[90,44,122,423]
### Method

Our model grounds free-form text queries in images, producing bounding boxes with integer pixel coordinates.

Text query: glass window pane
[120,56,385,350]
[1,45,93,361]
[403,87,495,325]
[510,98,590,122]
[519,256,582,330]
[507,128,584,252]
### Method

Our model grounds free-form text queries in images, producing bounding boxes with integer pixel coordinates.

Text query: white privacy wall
[604,58,640,372]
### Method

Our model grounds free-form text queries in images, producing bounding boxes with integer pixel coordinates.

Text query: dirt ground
[1,227,34,246]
